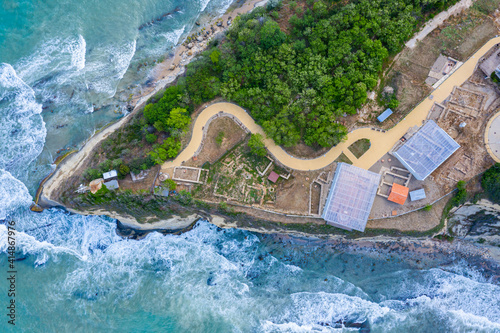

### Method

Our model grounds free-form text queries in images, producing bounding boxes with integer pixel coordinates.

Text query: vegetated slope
[180,0,458,148]
[86,0,460,178]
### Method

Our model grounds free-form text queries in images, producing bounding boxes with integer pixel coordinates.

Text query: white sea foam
[70,35,86,70]
[83,39,136,98]
[0,63,46,175]
[199,0,212,13]
[2,215,499,331]
[0,170,32,220]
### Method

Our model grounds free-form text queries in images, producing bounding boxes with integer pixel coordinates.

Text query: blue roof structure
[103,179,119,190]
[321,163,381,232]
[409,189,426,201]
[393,120,460,181]
[377,108,393,122]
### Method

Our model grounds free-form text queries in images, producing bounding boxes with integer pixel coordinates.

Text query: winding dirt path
[162,36,500,172]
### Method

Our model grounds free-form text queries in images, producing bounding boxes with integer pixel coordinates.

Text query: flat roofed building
[268,171,279,183]
[321,163,381,232]
[409,188,426,201]
[387,183,409,205]
[103,170,118,180]
[393,120,460,181]
[104,179,119,190]
[377,108,393,122]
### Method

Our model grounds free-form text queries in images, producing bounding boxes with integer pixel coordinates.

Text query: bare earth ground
[356,6,499,132]
[184,116,247,167]
[119,166,159,192]
[282,143,330,159]
[367,193,448,232]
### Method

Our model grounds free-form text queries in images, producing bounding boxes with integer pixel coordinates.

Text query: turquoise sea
[1,0,500,332]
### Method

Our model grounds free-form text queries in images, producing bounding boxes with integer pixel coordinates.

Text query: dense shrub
[83,168,101,181]
[146,133,157,144]
[164,179,177,191]
[118,164,130,178]
[248,134,267,157]
[452,180,467,206]
[111,159,123,169]
[481,163,500,203]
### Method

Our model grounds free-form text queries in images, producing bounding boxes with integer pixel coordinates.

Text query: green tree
[111,159,123,170]
[210,49,221,64]
[146,133,157,144]
[166,108,191,130]
[119,164,130,178]
[482,163,500,203]
[260,20,286,50]
[452,180,467,206]
[164,179,177,191]
[149,148,168,165]
[175,190,192,205]
[84,168,101,181]
[248,134,267,157]
[98,160,112,173]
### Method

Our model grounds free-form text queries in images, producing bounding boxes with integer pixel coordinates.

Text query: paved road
[485,111,500,163]
[162,37,500,173]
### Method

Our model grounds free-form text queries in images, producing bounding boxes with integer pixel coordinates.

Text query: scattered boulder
[187,43,194,49]
[216,21,223,27]
[169,64,176,70]
[383,86,394,95]
[197,36,204,42]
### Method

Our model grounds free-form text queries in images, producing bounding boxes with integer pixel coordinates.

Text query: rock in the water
[195,21,200,26]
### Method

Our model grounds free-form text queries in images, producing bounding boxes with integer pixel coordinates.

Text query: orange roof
[387,183,409,205]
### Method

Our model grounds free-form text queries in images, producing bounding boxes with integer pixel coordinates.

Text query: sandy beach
[40,0,268,204]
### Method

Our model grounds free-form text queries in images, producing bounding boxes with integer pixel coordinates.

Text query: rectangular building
[393,120,460,181]
[321,163,381,232]
[377,108,393,122]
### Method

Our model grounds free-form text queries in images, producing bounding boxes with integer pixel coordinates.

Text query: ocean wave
[83,39,137,98]
[0,63,46,175]
[2,217,499,332]
[14,35,87,84]
[0,170,33,220]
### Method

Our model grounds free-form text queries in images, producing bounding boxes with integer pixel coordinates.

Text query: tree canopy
[482,163,500,203]
[248,133,267,157]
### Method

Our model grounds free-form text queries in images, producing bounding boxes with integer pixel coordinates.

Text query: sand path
[162,36,500,172]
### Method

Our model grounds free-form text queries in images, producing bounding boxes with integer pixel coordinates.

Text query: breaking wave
[0,63,46,175]
[0,170,32,220]
[1,217,499,332]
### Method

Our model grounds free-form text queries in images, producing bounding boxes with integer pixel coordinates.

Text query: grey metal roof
[377,108,393,122]
[409,188,426,201]
[321,163,381,232]
[103,170,118,180]
[103,179,119,190]
[393,120,460,181]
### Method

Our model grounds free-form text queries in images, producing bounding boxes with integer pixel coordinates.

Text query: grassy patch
[335,152,353,165]
[348,139,371,159]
